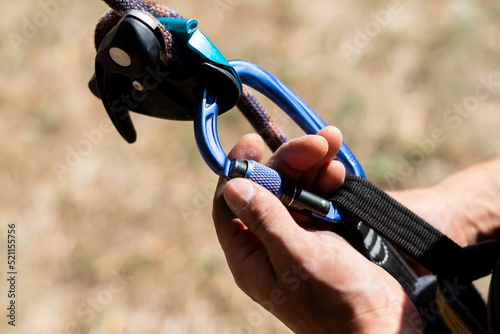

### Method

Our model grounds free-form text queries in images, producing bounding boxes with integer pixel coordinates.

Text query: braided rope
[94,0,185,71]
[94,0,288,151]
[95,0,182,49]
[237,86,288,152]
[103,0,182,18]
[94,9,121,50]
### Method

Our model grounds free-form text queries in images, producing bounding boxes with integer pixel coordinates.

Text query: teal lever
[157,18,241,92]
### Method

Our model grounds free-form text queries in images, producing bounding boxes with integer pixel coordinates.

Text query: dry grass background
[1,0,500,333]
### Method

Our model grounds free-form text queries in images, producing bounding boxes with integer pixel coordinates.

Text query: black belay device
[89,10,241,143]
[90,1,500,333]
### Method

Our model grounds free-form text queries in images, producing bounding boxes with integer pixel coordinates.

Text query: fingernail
[225,179,256,214]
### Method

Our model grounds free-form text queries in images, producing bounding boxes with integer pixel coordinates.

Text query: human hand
[212,127,423,334]
[388,155,500,248]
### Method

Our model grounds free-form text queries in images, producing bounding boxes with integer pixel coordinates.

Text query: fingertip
[318,126,343,154]
[316,160,346,196]
[292,135,330,164]
[224,178,302,245]
[318,125,343,141]
[267,134,329,178]
[223,178,257,215]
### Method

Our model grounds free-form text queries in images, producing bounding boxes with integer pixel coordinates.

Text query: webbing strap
[354,222,418,296]
[488,255,500,333]
[331,175,500,282]
[436,285,475,334]
[436,279,490,334]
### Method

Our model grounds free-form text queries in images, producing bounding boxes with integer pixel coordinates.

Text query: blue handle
[245,160,283,197]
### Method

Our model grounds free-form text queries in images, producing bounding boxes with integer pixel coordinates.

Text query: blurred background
[1,0,500,333]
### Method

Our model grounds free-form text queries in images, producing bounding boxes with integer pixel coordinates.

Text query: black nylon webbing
[354,222,418,295]
[330,175,484,282]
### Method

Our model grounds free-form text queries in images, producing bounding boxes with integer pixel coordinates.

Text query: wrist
[428,183,474,246]
[328,280,423,334]
[436,156,500,244]
[387,186,471,247]
[349,300,424,334]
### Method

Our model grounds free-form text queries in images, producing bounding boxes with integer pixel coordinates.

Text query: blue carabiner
[194,60,366,223]
[230,60,365,178]
[194,87,342,222]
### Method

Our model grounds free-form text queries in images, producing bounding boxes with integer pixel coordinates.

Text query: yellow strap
[436,285,474,334]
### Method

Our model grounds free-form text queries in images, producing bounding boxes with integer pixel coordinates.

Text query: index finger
[266,126,343,183]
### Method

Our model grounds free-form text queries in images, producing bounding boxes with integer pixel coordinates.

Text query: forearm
[436,155,500,244]
[389,156,500,246]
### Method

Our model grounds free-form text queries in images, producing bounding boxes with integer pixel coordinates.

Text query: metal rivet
[109,47,131,67]
[132,80,145,92]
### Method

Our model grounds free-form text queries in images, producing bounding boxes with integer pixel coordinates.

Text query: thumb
[223,178,303,252]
